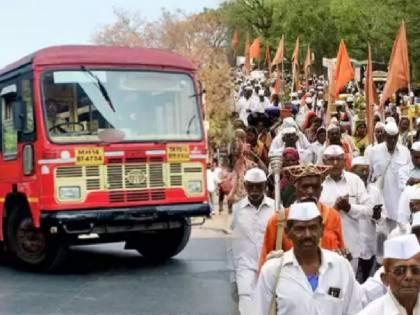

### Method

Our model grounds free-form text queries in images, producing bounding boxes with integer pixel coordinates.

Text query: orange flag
[244,33,251,75]
[231,30,239,51]
[271,35,285,66]
[331,40,354,99]
[291,37,300,65]
[365,44,377,144]
[250,38,261,60]
[304,45,312,82]
[380,20,410,107]
[265,44,272,78]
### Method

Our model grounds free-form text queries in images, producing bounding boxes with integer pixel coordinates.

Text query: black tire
[6,208,67,271]
[128,218,192,262]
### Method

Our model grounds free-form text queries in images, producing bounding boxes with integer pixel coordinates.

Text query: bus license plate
[167,145,190,162]
[75,147,105,166]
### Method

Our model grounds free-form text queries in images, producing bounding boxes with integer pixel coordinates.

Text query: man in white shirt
[308,127,326,164]
[254,202,362,315]
[350,156,383,283]
[269,127,312,164]
[398,141,420,191]
[357,234,420,315]
[230,168,275,315]
[235,86,254,126]
[320,145,373,272]
[250,89,270,113]
[364,122,385,160]
[368,121,411,231]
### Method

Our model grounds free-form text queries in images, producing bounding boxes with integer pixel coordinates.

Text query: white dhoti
[236,269,257,315]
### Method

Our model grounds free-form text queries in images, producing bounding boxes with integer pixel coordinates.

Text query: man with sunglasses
[357,234,420,315]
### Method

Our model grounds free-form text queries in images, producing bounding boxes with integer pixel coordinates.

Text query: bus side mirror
[12,100,26,132]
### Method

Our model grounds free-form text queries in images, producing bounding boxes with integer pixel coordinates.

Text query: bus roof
[0,45,196,76]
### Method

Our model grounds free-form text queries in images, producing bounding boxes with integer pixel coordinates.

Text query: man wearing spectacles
[357,234,420,315]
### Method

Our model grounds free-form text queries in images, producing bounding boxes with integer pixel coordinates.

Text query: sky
[0,0,221,68]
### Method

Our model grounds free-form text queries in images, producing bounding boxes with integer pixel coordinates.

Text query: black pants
[356,257,375,283]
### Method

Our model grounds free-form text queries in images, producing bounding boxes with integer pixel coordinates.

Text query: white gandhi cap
[351,156,368,166]
[244,167,267,183]
[385,121,399,136]
[412,212,420,228]
[282,127,297,136]
[412,141,420,152]
[323,145,344,156]
[288,202,321,221]
[384,234,420,259]
[407,185,420,201]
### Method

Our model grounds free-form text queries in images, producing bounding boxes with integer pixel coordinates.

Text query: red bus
[0,45,209,270]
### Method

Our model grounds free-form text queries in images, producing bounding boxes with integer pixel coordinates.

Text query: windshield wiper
[81,66,116,112]
[186,115,197,135]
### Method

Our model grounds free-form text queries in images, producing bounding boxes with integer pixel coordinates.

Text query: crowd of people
[210,67,420,315]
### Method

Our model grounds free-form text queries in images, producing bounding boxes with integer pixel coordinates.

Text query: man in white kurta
[398,141,420,191]
[368,122,411,228]
[350,156,382,282]
[357,234,420,315]
[320,145,373,272]
[230,168,275,315]
[235,87,254,126]
[253,202,362,315]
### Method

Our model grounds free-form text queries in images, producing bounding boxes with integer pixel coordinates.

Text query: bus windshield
[42,70,203,143]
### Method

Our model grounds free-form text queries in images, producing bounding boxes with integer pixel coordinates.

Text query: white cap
[309,88,315,93]
[323,145,344,156]
[291,100,300,106]
[290,92,298,98]
[327,123,340,131]
[385,122,399,136]
[305,97,312,105]
[336,100,346,106]
[288,202,321,221]
[384,234,420,260]
[283,117,296,127]
[385,116,396,124]
[412,141,420,152]
[346,96,354,103]
[244,85,253,91]
[258,89,265,96]
[282,127,297,136]
[412,212,420,228]
[351,156,368,166]
[407,185,420,201]
[375,122,385,130]
[244,168,267,183]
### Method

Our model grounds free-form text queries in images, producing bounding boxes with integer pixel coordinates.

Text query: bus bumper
[40,202,210,236]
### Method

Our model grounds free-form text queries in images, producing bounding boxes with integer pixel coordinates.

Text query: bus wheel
[127,218,191,262]
[6,209,67,271]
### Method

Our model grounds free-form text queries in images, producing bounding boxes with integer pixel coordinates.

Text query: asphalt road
[0,230,239,315]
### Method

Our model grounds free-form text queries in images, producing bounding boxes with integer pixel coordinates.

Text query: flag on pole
[271,35,285,66]
[244,32,251,75]
[365,44,378,144]
[250,38,261,60]
[380,20,410,108]
[291,37,300,92]
[331,40,354,99]
[292,37,300,65]
[231,30,239,51]
[304,45,312,84]
[265,44,272,78]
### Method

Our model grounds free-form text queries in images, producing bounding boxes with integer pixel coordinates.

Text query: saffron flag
[291,37,300,92]
[271,35,285,66]
[231,30,239,51]
[265,44,272,78]
[250,38,261,60]
[331,40,354,99]
[380,20,410,107]
[244,32,251,75]
[365,44,378,144]
[304,45,312,83]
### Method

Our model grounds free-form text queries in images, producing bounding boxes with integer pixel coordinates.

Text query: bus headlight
[187,180,202,194]
[59,186,81,200]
